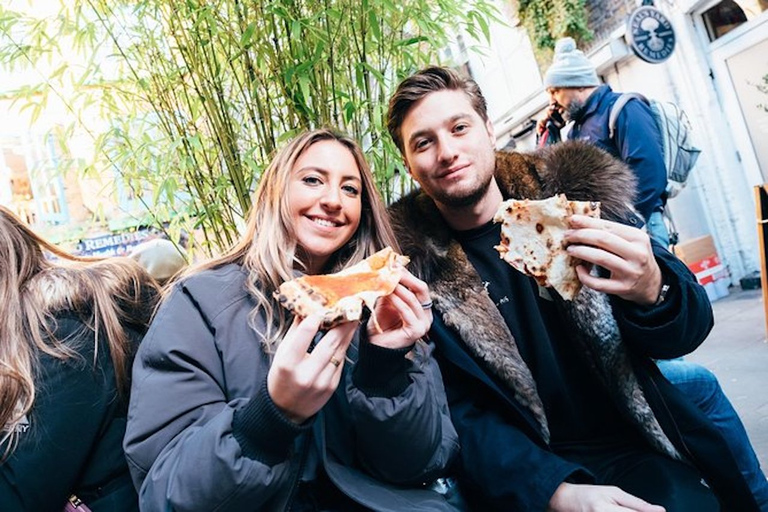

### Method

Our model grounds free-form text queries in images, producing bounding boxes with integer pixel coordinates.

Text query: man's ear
[403,158,412,176]
[485,119,497,146]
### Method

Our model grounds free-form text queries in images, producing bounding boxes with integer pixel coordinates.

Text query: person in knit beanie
[544,37,600,89]
[537,37,601,133]
[128,237,188,286]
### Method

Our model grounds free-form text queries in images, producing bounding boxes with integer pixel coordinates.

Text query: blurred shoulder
[30,257,160,324]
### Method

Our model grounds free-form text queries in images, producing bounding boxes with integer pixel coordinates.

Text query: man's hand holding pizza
[564,215,663,306]
[366,270,433,349]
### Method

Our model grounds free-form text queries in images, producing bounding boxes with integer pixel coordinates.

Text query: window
[702,0,767,41]
[31,134,69,225]
[0,133,68,226]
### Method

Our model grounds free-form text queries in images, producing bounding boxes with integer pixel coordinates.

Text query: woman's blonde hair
[0,206,159,458]
[189,128,399,349]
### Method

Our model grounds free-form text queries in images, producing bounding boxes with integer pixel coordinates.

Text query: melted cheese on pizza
[275,247,409,328]
[300,272,392,305]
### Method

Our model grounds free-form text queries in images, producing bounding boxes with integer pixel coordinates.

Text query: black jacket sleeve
[440,360,591,511]
[0,316,130,512]
[348,336,459,485]
[612,241,714,359]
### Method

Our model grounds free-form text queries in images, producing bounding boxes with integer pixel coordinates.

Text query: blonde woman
[124,129,459,511]
[0,206,159,511]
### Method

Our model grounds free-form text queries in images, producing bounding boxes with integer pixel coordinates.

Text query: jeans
[657,358,768,510]
[647,210,670,247]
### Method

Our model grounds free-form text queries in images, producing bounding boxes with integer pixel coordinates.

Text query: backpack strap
[608,92,648,139]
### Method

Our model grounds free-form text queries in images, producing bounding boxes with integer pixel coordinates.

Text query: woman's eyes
[302,175,322,186]
[342,184,360,196]
[302,175,359,196]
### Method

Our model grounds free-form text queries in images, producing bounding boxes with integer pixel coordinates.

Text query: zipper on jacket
[647,373,695,461]
[314,412,381,511]
[284,431,312,512]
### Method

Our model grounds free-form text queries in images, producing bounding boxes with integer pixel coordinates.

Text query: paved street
[687,286,768,469]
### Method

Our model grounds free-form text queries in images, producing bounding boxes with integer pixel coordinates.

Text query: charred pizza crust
[493,194,600,300]
[275,247,410,328]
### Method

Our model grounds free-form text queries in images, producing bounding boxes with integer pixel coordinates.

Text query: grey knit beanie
[544,37,600,88]
[129,238,188,283]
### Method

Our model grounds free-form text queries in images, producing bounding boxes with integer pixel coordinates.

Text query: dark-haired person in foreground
[0,206,159,511]
[385,66,759,511]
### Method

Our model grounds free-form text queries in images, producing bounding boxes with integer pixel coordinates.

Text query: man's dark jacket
[568,84,667,221]
[388,140,757,511]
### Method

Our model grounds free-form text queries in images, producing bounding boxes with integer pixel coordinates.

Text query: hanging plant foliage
[516,0,593,66]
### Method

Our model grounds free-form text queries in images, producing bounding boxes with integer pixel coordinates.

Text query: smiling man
[385,66,759,512]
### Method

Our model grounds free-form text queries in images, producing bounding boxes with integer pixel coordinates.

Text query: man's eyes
[413,123,469,151]
[415,139,431,150]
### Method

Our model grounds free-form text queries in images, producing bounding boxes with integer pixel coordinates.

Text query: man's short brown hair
[386,66,489,154]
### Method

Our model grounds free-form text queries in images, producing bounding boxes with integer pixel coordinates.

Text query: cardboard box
[674,235,730,301]
[688,255,723,285]
[673,235,717,265]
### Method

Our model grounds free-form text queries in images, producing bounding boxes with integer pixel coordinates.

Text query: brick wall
[583,0,637,51]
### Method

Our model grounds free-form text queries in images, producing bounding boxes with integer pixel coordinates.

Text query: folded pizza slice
[275,247,410,328]
[493,194,600,301]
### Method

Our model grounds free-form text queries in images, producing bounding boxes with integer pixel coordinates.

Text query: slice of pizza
[493,194,600,301]
[275,247,410,328]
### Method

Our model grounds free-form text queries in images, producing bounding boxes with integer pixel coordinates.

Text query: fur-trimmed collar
[389,140,679,459]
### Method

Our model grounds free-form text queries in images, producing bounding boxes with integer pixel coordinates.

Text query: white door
[705,7,768,185]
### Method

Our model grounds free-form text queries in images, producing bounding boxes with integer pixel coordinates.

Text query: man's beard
[564,98,586,122]
[427,175,493,208]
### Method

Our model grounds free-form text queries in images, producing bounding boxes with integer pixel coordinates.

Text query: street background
[689,288,768,469]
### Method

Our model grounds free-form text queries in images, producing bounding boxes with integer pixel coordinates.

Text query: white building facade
[460,0,767,283]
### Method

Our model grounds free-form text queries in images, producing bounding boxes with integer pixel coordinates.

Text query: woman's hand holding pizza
[267,313,356,424]
[564,215,662,306]
[367,270,433,349]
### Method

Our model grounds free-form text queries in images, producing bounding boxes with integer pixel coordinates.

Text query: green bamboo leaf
[354,63,365,90]
[298,74,311,104]
[240,21,256,48]
[360,61,384,85]
[472,10,491,42]
[49,63,68,80]
[343,101,355,124]
[396,35,428,47]
[367,11,381,42]
[188,134,203,152]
